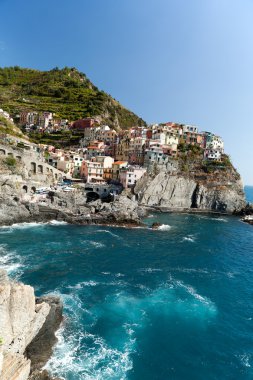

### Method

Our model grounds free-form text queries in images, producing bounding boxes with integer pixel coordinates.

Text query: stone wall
[0,143,63,183]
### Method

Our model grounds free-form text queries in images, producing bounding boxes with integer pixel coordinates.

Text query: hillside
[0,66,146,128]
[0,113,27,139]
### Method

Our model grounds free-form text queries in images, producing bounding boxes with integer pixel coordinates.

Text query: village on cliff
[0,108,225,199]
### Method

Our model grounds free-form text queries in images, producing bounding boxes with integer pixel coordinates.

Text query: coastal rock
[28,369,61,380]
[0,270,50,355]
[84,195,142,225]
[26,296,63,371]
[135,173,246,213]
[0,271,63,380]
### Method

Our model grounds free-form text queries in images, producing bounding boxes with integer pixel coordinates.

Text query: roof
[113,161,128,165]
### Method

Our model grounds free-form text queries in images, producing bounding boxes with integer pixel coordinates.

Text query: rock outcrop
[0,271,62,380]
[26,296,63,372]
[135,172,246,213]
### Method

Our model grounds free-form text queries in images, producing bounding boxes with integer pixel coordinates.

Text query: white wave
[226,272,235,278]
[138,268,162,273]
[238,353,252,368]
[0,222,44,231]
[89,241,106,249]
[115,273,125,277]
[197,215,228,223]
[182,235,196,242]
[96,229,121,239]
[156,224,171,231]
[175,280,212,306]
[49,220,68,225]
[45,325,133,380]
[67,280,99,289]
[102,272,111,275]
[172,267,209,275]
[0,245,23,275]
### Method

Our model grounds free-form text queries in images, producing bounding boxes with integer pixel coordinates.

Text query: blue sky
[0,0,252,184]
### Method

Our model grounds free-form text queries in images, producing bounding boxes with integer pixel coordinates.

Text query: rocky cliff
[135,171,246,213]
[0,270,62,380]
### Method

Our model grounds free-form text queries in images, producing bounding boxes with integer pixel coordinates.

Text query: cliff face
[0,271,62,380]
[134,172,246,213]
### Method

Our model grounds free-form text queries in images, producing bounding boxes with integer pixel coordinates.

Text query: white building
[205,135,224,151]
[119,166,146,188]
[144,145,169,167]
[204,149,222,160]
[182,125,198,133]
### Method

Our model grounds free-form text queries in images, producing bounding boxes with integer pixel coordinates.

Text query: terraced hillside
[0,66,146,129]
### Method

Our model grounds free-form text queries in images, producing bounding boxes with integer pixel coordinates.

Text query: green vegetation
[0,115,24,138]
[28,130,84,147]
[202,156,233,173]
[4,156,17,167]
[0,66,146,128]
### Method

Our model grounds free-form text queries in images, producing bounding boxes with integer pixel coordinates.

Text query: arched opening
[22,185,28,193]
[31,186,36,193]
[86,191,100,203]
[7,152,13,157]
[38,165,43,174]
[16,156,22,161]
[31,162,36,174]
[55,173,58,180]
[0,149,6,156]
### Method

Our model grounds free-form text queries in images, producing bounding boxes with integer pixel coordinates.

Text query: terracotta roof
[113,161,128,165]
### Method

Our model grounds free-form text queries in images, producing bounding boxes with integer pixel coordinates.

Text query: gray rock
[25,296,63,372]
[135,173,246,213]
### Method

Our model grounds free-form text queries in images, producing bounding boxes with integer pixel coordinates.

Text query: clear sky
[0,0,252,184]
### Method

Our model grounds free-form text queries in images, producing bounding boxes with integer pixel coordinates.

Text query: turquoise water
[245,186,253,203]
[1,205,253,379]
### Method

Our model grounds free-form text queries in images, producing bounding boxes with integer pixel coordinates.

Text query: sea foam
[157,224,171,231]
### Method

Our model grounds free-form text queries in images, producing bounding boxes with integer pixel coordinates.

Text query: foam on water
[0,221,45,232]
[96,229,121,239]
[156,224,171,231]
[182,234,196,242]
[49,220,68,225]
[172,267,209,275]
[89,241,106,249]
[46,290,135,380]
[0,244,23,276]
[47,276,217,379]
[46,328,133,380]
[138,268,162,273]
[174,280,214,308]
[238,353,252,368]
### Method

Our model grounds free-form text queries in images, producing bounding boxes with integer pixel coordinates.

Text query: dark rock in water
[25,296,63,372]
[151,222,162,229]
[234,203,253,216]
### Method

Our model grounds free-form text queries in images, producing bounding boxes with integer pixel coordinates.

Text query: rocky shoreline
[0,270,63,380]
[0,173,249,379]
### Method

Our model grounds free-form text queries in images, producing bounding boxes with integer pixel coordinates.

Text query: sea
[0,187,253,380]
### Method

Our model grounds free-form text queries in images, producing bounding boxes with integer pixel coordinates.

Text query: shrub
[4,156,17,167]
